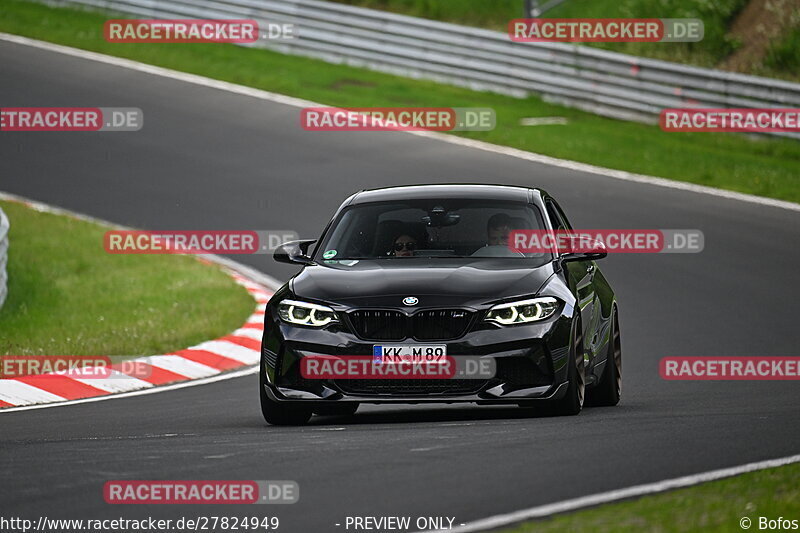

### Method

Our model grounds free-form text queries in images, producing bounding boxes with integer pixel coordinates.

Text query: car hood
[291,259,555,309]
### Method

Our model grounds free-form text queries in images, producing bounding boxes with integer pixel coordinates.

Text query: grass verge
[501,462,800,533]
[0,200,255,356]
[0,0,799,203]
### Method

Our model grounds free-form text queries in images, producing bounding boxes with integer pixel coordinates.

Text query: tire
[586,306,621,407]
[313,403,359,417]
[546,317,585,416]
[259,364,313,426]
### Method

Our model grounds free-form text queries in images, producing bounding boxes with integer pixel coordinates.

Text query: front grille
[335,378,485,396]
[413,309,473,340]
[349,310,406,340]
[347,309,474,341]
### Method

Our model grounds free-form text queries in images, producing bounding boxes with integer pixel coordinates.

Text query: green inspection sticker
[323,250,337,259]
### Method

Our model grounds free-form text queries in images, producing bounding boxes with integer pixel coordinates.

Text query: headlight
[278,299,338,327]
[485,297,560,325]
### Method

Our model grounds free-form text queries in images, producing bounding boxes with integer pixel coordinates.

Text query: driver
[471,213,523,257]
[487,213,513,246]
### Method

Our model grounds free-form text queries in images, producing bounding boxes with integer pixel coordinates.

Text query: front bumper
[261,305,574,404]
[264,381,570,404]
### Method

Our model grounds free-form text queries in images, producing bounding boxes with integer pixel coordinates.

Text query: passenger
[391,234,418,257]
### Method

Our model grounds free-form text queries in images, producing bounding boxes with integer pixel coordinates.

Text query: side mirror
[274,239,316,265]
[561,238,607,263]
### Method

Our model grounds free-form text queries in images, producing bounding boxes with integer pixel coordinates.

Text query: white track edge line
[418,453,800,533]
[1,32,798,213]
[0,366,258,413]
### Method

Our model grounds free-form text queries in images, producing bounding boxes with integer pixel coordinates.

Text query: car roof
[350,184,539,204]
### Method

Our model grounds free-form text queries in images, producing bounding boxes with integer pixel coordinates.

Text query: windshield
[314,199,550,265]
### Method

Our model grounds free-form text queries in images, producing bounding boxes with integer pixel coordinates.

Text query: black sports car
[260,184,621,425]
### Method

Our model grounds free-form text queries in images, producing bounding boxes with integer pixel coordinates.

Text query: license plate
[373,344,447,364]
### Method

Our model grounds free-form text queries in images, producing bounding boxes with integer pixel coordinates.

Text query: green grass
[501,462,800,533]
[1,0,799,203]
[331,0,746,64]
[0,200,255,356]
[764,26,800,76]
[544,0,746,70]
[331,0,521,31]
[331,0,800,82]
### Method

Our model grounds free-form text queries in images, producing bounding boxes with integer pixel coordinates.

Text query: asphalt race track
[1,39,799,532]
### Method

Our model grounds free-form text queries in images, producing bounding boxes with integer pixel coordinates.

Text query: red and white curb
[0,271,271,409]
[0,191,280,411]
[0,269,272,408]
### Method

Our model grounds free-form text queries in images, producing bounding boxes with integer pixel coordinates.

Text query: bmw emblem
[403,296,419,306]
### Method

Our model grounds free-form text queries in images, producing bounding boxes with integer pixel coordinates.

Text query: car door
[545,199,600,368]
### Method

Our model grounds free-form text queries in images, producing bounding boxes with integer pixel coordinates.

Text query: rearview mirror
[274,239,316,265]
[422,205,460,227]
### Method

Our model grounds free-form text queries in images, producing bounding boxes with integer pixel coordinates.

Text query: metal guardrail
[51,0,800,138]
[0,208,9,310]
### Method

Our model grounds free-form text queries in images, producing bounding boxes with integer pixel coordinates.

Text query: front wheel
[260,365,312,426]
[585,306,621,407]
[546,318,585,416]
